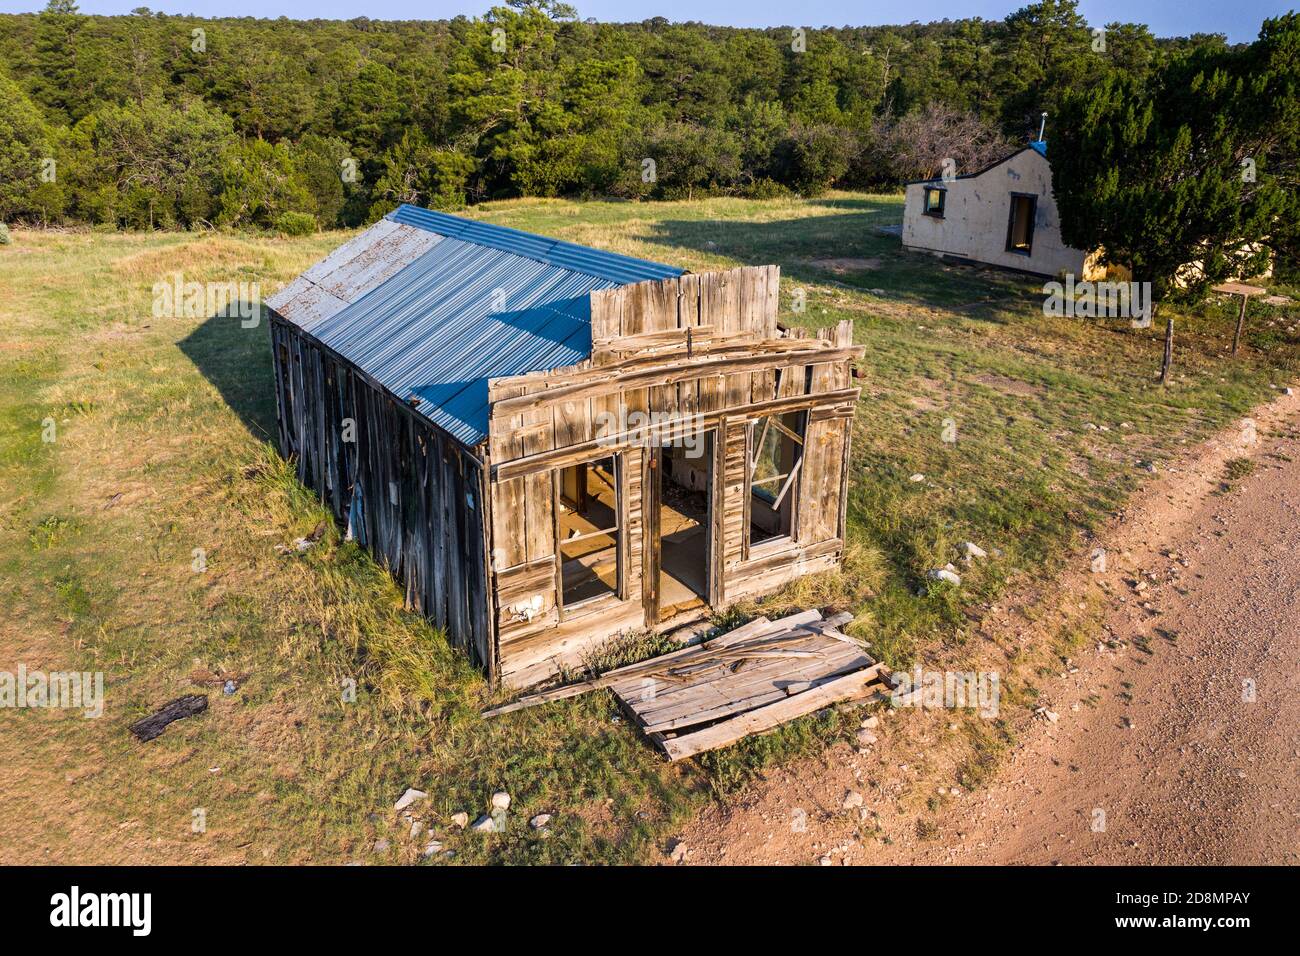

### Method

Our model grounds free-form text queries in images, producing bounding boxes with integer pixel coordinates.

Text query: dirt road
[679,390,1300,865]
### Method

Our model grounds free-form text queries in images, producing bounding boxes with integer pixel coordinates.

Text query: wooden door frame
[641,445,661,625]
[1004,192,1037,256]
[642,431,717,627]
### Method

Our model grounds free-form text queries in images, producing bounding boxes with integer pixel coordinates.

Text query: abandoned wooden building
[266,205,863,688]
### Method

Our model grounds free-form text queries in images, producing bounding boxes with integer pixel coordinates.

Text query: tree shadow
[178,305,278,443]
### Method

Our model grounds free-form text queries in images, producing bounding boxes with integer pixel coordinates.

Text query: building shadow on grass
[178,305,278,443]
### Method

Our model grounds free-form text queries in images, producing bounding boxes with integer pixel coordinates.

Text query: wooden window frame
[745,411,806,556]
[922,186,946,219]
[1005,192,1037,256]
[553,453,624,619]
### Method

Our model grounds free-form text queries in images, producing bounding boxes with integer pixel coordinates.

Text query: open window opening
[749,411,805,547]
[1005,193,1036,255]
[657,436,713,621]
[556,456,620,608]
[923,186,946,218]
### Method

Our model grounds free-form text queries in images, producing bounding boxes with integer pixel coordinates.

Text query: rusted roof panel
[266,220,442,333]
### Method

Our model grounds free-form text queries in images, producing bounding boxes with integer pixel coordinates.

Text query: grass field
[2,193,1297,864]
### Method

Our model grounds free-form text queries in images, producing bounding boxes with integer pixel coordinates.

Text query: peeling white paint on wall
[901,146,1103,280]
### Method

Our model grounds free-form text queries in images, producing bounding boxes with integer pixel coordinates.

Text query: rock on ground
[394,788,427,812]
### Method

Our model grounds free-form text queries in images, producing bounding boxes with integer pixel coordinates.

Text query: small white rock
[669,840,688,862]
[909,473,925,483]
[470,814,497,833]
[423,840,443,858]
[928,568,962,586]
[491,791,511,811]
[530,813,552,829]
[959,541,988,560]
[394,788,427,812]
[409,821,424,840]
[842,790,864,810]
[450,812,469,829]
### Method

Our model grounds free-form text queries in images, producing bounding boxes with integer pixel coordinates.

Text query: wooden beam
[488,334,841,397]
[490,345,863,418]
[492,388,859,480]
[1232,294,1248,355]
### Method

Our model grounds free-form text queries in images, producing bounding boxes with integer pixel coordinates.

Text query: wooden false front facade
[483,266,862,687]
[269,235,862,690]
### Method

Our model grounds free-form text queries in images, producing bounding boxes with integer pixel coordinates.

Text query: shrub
[0,222,10,245]
[275,211,317,236]
[773,123,853,197]
[740,178,792,200]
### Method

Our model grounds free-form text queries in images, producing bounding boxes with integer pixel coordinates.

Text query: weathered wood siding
[270,317,492,674]
[483,266,862,687]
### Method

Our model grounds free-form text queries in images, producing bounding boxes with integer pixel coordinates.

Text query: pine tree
[31,0,87,122]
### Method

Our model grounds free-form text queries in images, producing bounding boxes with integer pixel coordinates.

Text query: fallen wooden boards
[609,631,871,735]
[481,612,796,716]
[656,664,887,761]
[481,607,890,761]
[609,610,889,759]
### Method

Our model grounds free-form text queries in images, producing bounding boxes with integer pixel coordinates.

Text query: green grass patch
[2,196,1297,864]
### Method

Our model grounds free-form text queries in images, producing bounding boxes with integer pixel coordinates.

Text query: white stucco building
[902,141,1104,280]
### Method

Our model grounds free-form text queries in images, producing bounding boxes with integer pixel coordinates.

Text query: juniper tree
[1051,14,1298,383]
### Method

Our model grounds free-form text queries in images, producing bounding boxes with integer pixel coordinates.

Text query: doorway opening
[655,434,713,622]
[1005,193,1037,255]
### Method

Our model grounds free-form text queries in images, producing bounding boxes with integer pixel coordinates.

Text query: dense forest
[0,0,1251,231]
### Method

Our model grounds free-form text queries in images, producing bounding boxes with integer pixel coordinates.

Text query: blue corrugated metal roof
[388,204,682,284]
[294,206,685,448]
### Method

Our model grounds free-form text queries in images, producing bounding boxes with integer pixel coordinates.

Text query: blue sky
[0,0,1290,45]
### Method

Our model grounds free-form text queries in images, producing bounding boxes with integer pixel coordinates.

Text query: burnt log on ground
[128,694,208,742]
